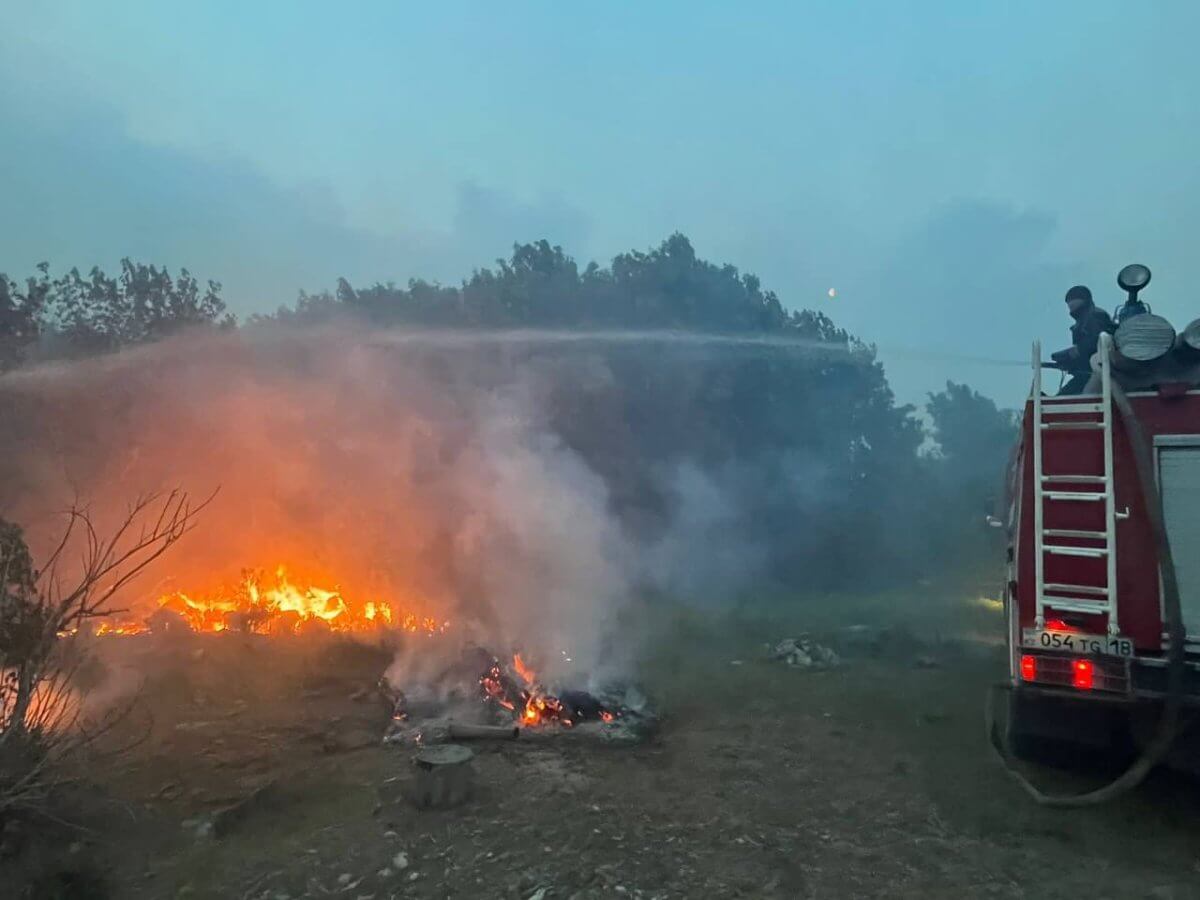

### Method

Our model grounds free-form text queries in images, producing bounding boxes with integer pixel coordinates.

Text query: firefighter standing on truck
[1051,285,1115,395]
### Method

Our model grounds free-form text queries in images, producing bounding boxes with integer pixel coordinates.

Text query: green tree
[926,381,1018,490]
[923,381,1019,570]
[0,264,50,372]
[46,259,235,354]
[290,233,794,332]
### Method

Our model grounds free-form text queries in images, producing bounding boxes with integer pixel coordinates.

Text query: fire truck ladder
[990,333,1183,808]
[1030,333,1121,634]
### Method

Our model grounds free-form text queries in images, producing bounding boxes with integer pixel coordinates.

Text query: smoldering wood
[1112,313,1176,369]
[381,644,657,750]
[558,689,605,721]
[406,743,475,809]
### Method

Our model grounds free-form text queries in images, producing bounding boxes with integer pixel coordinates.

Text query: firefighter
[1050,285,1115,395]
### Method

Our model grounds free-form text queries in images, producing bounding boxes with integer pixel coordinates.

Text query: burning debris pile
[771,636,841,670]
[383,645,656,746]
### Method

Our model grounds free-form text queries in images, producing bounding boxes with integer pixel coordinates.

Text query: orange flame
[95,621,150,636]
[95,565,448,636]
[507,654,566,727]
[513,652,536,686]
[478,652,619,728]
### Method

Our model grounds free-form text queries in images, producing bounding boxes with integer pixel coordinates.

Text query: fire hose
[985,380,1187,806]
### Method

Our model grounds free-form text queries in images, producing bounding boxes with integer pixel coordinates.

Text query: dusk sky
[4,1,1199,405]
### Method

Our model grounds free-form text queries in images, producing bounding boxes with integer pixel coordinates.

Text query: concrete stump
[406,743,474,809]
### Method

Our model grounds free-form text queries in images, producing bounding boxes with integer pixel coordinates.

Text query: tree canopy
[0,259,233,365]
[926,381,1019,489]
[263,234,822,336]
[0,234,1016,590]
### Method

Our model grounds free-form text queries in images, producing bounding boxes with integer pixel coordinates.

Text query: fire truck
[999,264,1200,782]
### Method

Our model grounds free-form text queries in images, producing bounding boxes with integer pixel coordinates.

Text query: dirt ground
[7,587,1200,899]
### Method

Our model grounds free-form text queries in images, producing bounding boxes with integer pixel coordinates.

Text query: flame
[519,691,564,727]
[513,652,536,686]
[512,655,564,726]
[94,565,448,636]
[95,621,150,636]
[477,653,576,728]
[480,662,517,711]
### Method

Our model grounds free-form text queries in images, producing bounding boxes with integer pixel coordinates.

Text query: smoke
[3,325,763,683]
[641,462,765,601]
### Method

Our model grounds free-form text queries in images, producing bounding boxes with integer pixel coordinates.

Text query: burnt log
[559,689,605,721]
[1113,314,1176,369]
[446,722,519,740]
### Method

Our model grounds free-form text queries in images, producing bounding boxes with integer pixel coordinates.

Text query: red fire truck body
[1004,333,1200,750]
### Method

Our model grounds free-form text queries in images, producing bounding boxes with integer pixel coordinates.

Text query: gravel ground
[9,604,1200,899]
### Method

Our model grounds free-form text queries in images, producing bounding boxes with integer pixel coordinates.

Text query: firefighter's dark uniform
[1051,287,1115,396]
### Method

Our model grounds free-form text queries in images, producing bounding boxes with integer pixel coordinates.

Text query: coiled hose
[985,381,1186,806]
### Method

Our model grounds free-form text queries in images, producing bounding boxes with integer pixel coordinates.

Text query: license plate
[1026,630,1134,657]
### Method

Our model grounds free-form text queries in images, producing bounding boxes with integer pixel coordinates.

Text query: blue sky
[3,1,1199,405]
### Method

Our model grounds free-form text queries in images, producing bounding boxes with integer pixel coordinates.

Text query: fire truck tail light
[1072,659,1095,690]
[1020,655,1037,681]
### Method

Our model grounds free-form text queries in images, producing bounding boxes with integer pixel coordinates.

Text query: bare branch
[2,487,209,821]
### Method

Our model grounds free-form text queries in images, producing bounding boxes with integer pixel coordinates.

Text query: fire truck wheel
[1004,688,1130,767]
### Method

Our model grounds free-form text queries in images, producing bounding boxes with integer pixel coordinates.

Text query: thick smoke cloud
[0,327,758,681]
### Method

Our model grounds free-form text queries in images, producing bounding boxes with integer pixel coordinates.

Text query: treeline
[263,234,821,334]
[0,234,1016,588]
[0,234,864,368]
[0,259,233,369]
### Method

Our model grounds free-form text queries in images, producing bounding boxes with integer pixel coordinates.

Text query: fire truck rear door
[1158,438,1200,637]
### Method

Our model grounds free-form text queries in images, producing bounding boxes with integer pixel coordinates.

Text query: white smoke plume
[0,325,647,682]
